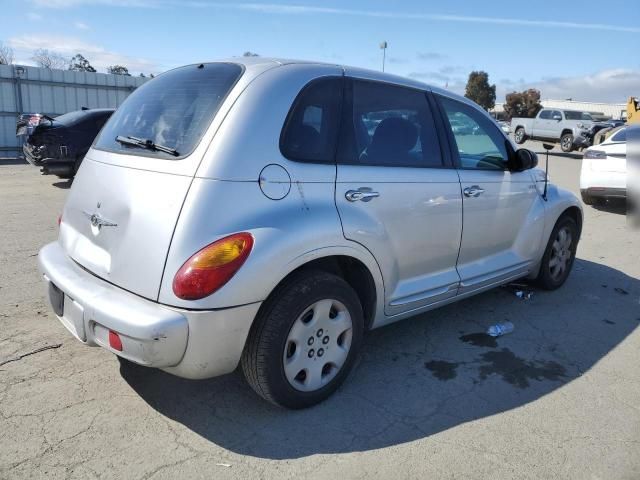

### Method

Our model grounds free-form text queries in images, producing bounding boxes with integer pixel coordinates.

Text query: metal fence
[0,64,147,158]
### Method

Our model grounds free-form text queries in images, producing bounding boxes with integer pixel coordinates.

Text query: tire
[514,127,526,144]
[560,133,574,153]
[535,215,578,290]
[241,270,364,409]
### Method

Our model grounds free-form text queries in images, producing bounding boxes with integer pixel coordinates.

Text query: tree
[0,42,14,65]
[242,51,259,57]
[69,53,96,72]
[107,65,130,76]
[504,89,543,120]
[464,71,496,111]
[31,49,69,69]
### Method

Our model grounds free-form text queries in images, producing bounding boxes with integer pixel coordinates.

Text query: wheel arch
[561,205,583,239]
[258,248,384,332]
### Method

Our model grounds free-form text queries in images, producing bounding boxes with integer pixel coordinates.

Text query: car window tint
[437,95,508,171]
[95,63,242,159]
[280,77,342,163]
[539,110,551,119]
[337,80,442,168]
[611,128,627,142]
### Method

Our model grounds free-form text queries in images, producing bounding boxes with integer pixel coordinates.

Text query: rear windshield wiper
[115,135,179,157]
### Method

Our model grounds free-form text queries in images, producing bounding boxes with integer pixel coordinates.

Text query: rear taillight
[57,214,62,227]
[172,232,254,300]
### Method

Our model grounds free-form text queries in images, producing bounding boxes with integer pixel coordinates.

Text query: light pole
[380,41,387,72]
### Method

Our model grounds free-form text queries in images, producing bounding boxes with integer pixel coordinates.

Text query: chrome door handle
[463,185,485,197]
[345,189,380,202]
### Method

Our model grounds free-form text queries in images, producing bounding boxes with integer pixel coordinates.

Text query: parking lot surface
[1,144,639,479]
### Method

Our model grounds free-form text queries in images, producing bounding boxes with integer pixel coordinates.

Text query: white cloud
[24,0,640,34]
[8,34,157,74]
[497,69,639,104]
[74,21,90,29]
[203,3,640,34]
[29,0,158,7]
[27,12,43,20]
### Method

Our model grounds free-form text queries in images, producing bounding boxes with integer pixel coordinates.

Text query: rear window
[94,63,243,159]
[611,128,627,143]
[54,110,92,125]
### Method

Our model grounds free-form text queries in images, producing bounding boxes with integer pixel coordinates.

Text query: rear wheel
[560,133,574,152]
[242,270,363,409]
[535,215,578,290]
[514,127,526,144]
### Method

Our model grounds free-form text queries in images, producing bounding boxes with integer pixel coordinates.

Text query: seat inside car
[360,117,418,165]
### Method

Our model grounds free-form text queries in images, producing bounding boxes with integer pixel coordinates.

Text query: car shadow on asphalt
[592,198,627,216]
[120,258,639,459]
[52,179,73,189]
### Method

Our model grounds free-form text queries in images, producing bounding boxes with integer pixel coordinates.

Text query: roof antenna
[542,143,553,201]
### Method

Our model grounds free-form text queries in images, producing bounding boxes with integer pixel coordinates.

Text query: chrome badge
[83,204,117,235]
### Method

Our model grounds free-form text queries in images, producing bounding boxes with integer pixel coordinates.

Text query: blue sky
[2,0,638,102]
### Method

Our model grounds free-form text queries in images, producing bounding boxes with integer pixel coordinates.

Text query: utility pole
[380,41,387,72]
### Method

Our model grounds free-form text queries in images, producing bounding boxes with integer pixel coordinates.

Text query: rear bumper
[581,187,626,199]
[38,242,261,379]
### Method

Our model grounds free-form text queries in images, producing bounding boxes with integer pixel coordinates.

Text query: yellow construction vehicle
[627,96,639,124]
[593,97,638,144]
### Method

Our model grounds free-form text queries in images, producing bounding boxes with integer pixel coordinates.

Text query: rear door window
[94,63,243,159]
[337,79,443,168]
[539,110,551,120]
[280,77,343,163]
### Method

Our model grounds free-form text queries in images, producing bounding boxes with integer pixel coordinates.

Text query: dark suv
[18,108,114,178]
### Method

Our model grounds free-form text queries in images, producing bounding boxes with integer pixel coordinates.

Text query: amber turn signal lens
[172,233,254,300]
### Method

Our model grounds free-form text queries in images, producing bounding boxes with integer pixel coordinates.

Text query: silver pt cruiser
[39,58,582,408]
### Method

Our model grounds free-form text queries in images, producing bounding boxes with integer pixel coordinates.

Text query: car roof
[199,57,479,112]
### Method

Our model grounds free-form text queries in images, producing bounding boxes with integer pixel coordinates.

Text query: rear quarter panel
[158,64,386,313]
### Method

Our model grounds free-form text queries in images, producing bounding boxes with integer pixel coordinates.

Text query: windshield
[94,63,243,159]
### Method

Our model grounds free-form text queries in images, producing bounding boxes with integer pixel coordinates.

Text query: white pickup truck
[511,109,595,152]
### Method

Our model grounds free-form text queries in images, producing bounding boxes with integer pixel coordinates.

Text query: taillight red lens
[172,232,254,300]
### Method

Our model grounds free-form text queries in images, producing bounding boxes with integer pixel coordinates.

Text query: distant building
[492,99,627,120]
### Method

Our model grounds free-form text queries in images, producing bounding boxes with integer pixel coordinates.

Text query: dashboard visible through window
[437,95,508,171]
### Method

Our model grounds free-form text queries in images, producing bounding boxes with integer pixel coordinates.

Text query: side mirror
[510,148,538,172]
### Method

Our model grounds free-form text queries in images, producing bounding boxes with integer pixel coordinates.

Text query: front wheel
[560,133,574,153]
[535,215,578,290]
[514,127,526,144]
[241,270,364,409]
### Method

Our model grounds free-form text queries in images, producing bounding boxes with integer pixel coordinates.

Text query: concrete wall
[0,64,147,158]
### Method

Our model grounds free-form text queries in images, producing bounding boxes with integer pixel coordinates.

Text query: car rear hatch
[57,62,266,301]
[590,143,626,173]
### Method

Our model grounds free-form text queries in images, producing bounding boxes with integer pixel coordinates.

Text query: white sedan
[580,127,626,205]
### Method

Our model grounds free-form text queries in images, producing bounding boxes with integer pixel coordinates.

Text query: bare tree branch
[31,48,69,70]
[0,42,14,65]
